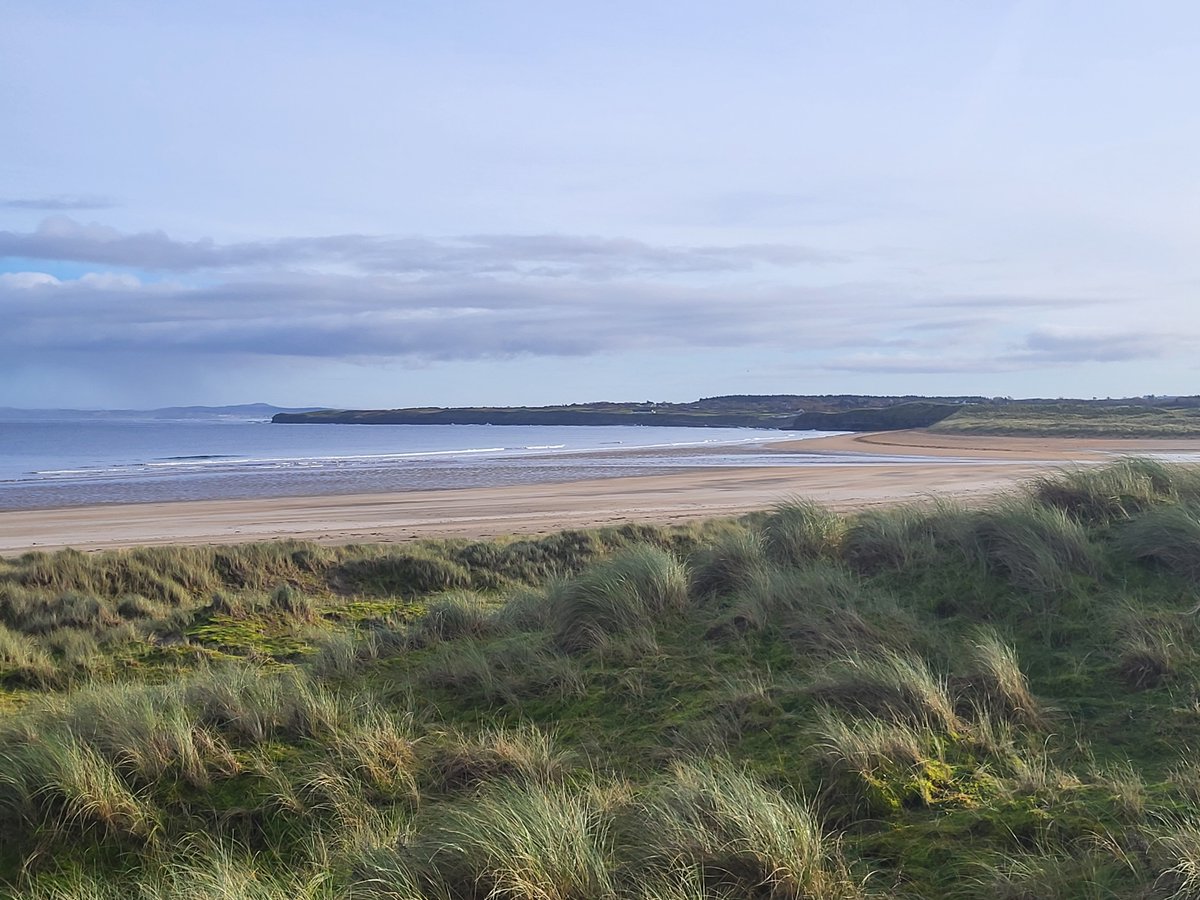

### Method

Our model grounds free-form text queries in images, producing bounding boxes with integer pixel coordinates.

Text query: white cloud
[1007,327,1181,364]
[0,214,1194,401]
[0,259,1135,375]
[0,271,143,290]
[0,218,838,278]
[0,195,117,211]
[77,272,142,290]
[0,272,61,288]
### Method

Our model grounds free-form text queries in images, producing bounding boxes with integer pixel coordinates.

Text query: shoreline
[4,429,1200,554]
[766,428,1200,459]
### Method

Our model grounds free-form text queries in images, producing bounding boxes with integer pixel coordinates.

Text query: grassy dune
[5,460,1200,896]
[932,401,1200,436]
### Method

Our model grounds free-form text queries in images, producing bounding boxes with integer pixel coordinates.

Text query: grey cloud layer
[0,196,117,211]
[1007,329,1181,364]
[0,267,1135,373]
[821,324,1184,374]
[0,218,1165,375]
[1,274,826,359]
[0,218,836,278]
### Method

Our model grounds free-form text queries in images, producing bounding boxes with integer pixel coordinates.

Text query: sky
[2,1,1199,409]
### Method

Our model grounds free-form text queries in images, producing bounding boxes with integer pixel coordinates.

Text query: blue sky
[2,1,1198,408]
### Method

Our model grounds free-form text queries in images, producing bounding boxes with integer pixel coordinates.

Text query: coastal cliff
[271,394,981,430]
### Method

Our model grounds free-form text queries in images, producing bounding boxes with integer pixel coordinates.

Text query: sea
[0,416,947,511]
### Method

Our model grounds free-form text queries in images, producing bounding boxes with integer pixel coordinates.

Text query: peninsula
[273,393,1200,436]
[271,394,976,428]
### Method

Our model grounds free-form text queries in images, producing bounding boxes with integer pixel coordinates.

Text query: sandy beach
[3,429,1198,554]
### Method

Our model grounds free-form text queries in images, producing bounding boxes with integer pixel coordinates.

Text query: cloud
[1,217,1181,385]
[0,217,838,278]
[924,293,1120,311]
[0,265,1142,376]
[821,352,1022,374]
[77,272,142,290]
[0,272,61,288]
[1005,327,1179,364]
[0,195,117,211]
[820,324,1190,375]
[0,272,807,360]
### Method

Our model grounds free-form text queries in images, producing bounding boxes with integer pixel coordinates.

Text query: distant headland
[271,394,1200,436]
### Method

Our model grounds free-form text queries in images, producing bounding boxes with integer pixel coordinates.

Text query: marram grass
[3,462,1200,897]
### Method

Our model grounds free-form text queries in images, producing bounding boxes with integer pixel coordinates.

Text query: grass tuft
[956,630,1043,727]
[549,545,689,653]
[1118,503,1200,581]
[689,529,768,599]
[760,499,845,567]
[426,723,572,792]
[640,759,861,899]
[0,731,160,843]
[0,622,58,687]
[1156,818,1200,899]
[414,590,496,644]
[410,781,616,900]
[718,564,911,660]
[969,498,1100,594]
[807,651,959,732]
[1031,457,1200,524]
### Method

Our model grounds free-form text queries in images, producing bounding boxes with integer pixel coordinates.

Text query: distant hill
[788,401,962,431]
[272,394,1200,435]
[0,403,320,422]
[271,395,989,428]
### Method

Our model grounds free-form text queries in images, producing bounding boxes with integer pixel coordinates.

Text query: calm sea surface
[0,419,869,510]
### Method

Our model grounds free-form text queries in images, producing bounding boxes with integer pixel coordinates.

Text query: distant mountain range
[0,404,320,422]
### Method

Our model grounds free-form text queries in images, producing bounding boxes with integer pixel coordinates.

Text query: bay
[0,419,837,510]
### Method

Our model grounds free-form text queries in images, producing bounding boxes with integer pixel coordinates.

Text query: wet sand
[2,429,1197,554]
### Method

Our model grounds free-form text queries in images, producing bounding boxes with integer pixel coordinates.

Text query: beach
[4,429,1199,554]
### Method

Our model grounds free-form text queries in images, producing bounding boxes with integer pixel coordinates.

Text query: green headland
[273,394,1200,437]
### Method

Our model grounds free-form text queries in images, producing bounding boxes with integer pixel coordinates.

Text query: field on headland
[933,402,1200,437]
[5,459,1200,897]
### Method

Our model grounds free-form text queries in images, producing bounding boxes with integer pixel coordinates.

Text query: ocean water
[0,418,860,510]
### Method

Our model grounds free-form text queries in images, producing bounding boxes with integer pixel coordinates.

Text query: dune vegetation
[4,459,1200,897]
[931,401,1200,436]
